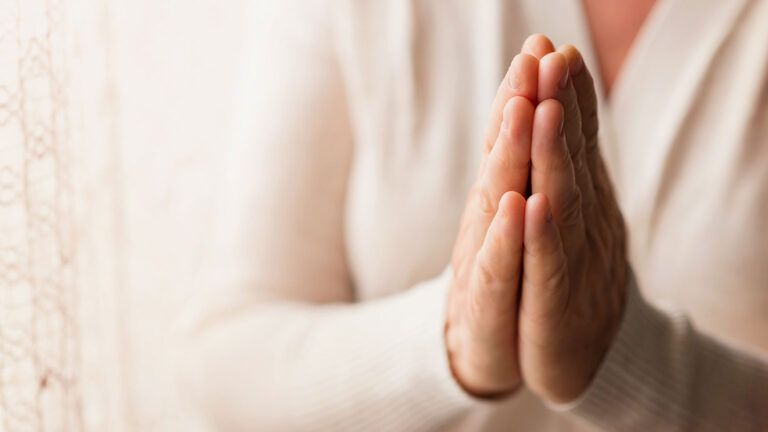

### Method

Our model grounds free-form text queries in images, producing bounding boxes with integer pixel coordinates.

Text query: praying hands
[445,34,629,404]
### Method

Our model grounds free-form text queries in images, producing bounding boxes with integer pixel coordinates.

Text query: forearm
[178,270,479,431]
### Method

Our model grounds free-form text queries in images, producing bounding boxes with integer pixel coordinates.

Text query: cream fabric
[180,0,768,430]
[0,1,253,430]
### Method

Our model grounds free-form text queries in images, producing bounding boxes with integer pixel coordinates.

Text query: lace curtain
[0,0,81,429]
[0,1,250,430]
[0,1,123,430]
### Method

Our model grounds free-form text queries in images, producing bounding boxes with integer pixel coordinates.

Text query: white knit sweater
[179,0,768,430]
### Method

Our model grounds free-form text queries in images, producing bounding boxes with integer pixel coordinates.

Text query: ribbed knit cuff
[550,273,689,429]
[551,270,768,431]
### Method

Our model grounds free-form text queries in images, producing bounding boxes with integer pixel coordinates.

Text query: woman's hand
[517,36,629,404]
[444,53,538,397]
[445,35,629,403]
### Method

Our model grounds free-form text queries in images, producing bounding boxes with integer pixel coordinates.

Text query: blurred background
[0,1,253,430]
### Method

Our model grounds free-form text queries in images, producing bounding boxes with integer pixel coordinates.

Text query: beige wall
[108,1,252,430]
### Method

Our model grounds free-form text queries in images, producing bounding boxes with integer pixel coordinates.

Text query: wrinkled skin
[445,34,628,404]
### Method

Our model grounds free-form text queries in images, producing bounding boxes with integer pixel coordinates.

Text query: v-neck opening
[570,0,677,112]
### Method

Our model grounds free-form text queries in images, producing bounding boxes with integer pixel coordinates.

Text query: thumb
[471,190,526,319]
[521,193,570,327]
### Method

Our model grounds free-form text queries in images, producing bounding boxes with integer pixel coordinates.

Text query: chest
[580,0,657,94]
[338,0,768,348]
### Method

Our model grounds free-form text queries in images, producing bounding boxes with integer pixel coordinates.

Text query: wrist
[444,319,521,399]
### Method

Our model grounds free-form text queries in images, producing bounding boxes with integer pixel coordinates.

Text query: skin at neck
[581,0,657,96]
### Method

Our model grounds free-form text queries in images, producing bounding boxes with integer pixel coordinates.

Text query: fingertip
[531,99,570,193]
[506,53,539,102]
[534,99,565,136]
[520,192,568,322]
[537,97,565,114]
[499,190,526,217]
[514,52,540,68]
[478,192,525,283]
[501,96,535,133]
[538,52,570,100]
[522,34,556,59]
[525,193,556,244]
[540,51,568,67]
[503,95,535,116]
[557,44,585,76]
[526,193,551,219]
[495,191,526,236]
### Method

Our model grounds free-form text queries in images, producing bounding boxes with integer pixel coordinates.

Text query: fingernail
[507,65,521,90]
[507,55,522,90]
[501,101,513,133]
[558,71,569,89]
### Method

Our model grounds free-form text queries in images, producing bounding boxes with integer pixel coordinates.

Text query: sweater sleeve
[179,269,480,431]
[557,275,768,431]
[176,1,479,430]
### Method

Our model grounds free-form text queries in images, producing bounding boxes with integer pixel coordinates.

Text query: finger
[521,34,555,60]
[473,191,526,315]
[481,54,538,161]
[521,193,569,324]
[530,99,585,262]
[558,45,601,176]
[558,45,622,249]
[538,51,595,216]
[479,97,535,210]
[469,97,534,250]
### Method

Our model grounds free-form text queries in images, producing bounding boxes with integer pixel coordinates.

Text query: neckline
[569,0,675,112]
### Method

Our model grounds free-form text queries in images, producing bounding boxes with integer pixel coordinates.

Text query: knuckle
[503,73,516,93]
[524,226,561,259]
[580,178,596,216]
[543,254,569,289]
[451,240,473,274]
[565,95,582,123]
[569,134,586,162]
[582,110,599,144]
[475,252,497,286]
[483,132,496,155]
[502,63,519,92]
[504,139,531,171]
[462,282,488,329]
[552,139,574,171]
[571,149,595,195]
[473,183,497,216]
[545,145,571,173]
[559,186,584,228]
[587,229,610,264]
[535,235,560,259]
[476,247,519,288]
[521,256,570,321]
[492,142,512,171]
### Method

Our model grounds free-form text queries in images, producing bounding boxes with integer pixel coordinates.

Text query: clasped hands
[446,35,629,404]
